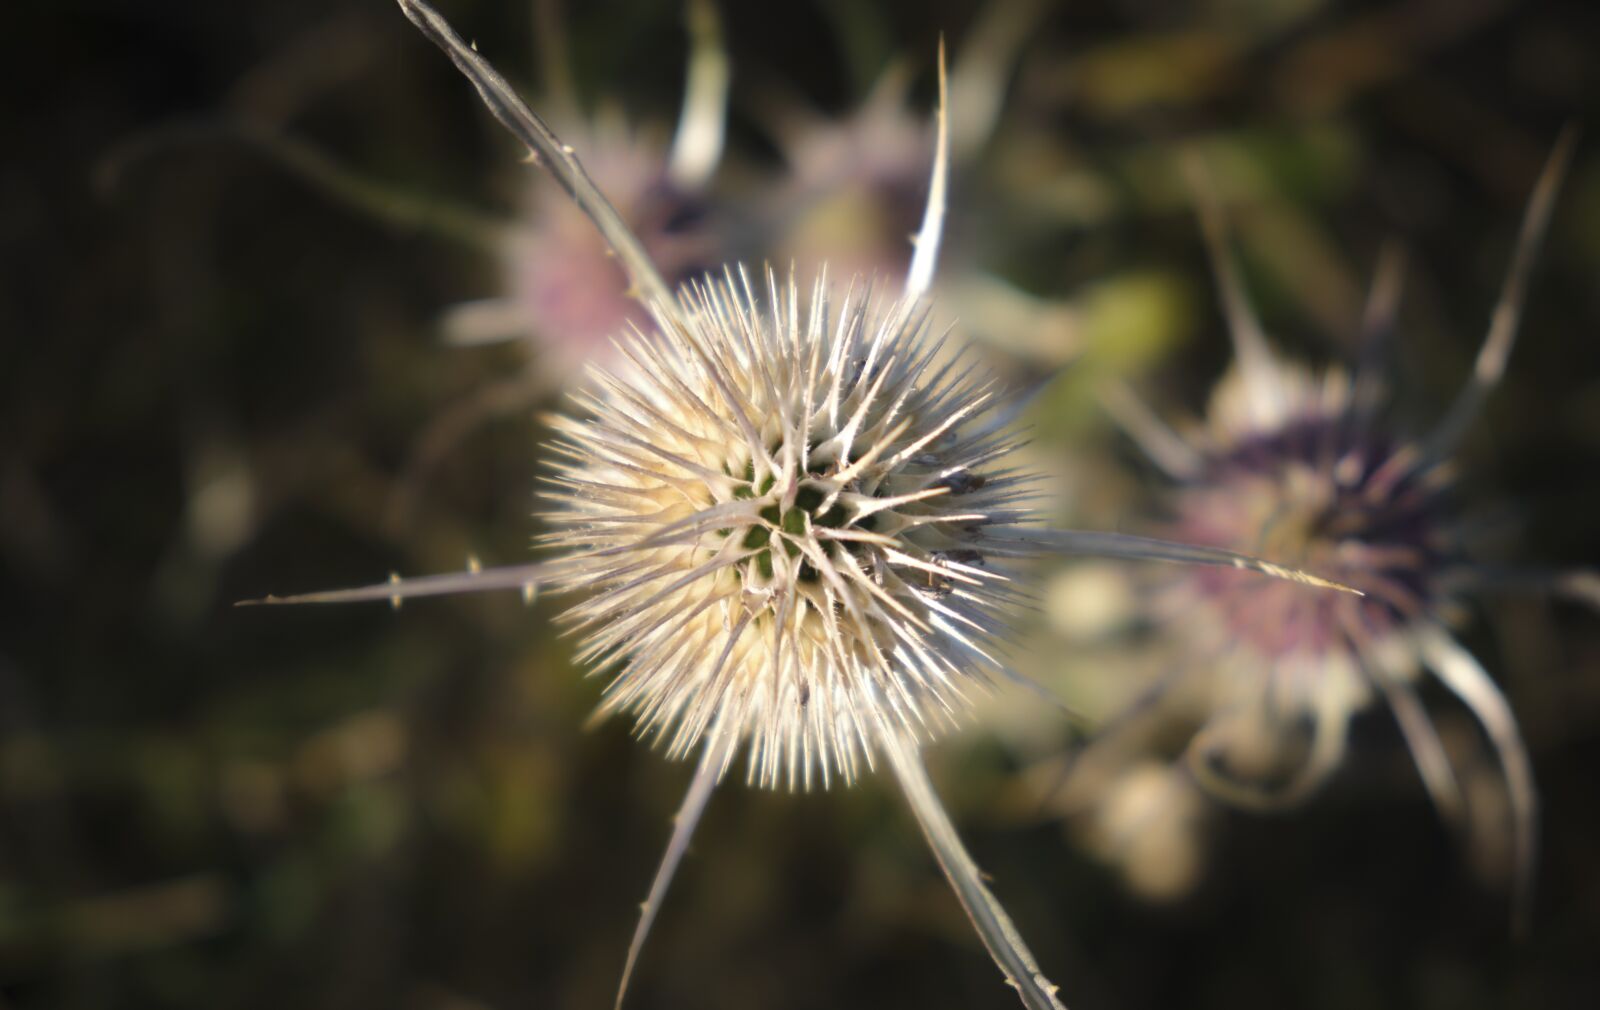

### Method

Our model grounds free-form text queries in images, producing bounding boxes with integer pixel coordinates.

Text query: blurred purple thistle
[1099,130,1581,934]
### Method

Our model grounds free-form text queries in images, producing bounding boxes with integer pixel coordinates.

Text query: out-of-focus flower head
[1081,134,1583,924]
[442,112,725,369]
[756,0,1083,368]
[766,68,936,283]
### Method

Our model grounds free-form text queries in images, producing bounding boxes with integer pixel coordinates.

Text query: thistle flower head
[545,268,1030,788]
[1091,137,1580,929]
[1168,358,1446,686]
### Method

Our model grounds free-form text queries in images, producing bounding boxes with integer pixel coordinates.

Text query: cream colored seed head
[543,267,1028,789]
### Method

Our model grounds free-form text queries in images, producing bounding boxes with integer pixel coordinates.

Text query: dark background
[3,1,1599,1008]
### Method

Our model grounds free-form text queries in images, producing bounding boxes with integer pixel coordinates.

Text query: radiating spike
[236,561,558,607]
[1418,626,1538,937]
[982,528,1362,595]
[1419,126,1578,463]
[903,37,949,301]
[878,728,1067,1010]
[395,0,678,317]
[615,730,731,1010]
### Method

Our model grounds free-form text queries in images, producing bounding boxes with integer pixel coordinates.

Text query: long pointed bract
[904,38,949,300]
[983,528,1363,595]
[1419,126,1577,463]
[1183,151,1284,427]
[1184,694,1351,809]
[616,731,730,1010]
[879,727,1068,1010]
[667,0,730,190]
[1418,625,1538,936]
[1373,666,1465,826]
[947,0,1049,159]
[1350,240,1408,420]
[236,561,555,607]
[395,0,678,317]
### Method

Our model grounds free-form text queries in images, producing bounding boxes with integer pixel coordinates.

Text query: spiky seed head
[541,267,1032,790]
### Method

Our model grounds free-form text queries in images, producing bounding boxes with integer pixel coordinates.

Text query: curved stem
[1418,625,1538,937]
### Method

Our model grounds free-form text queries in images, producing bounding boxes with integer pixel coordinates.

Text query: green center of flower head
[723,453,881,584]
[533,271,1038,790]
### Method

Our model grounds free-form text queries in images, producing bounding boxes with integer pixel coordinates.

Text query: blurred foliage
[3,1,1599,1008]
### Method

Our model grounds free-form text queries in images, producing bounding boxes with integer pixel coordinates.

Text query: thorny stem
[880,728,1068,1010]
[234,560,553,607]
[395,0,679,319]
[616,728,733,1010]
